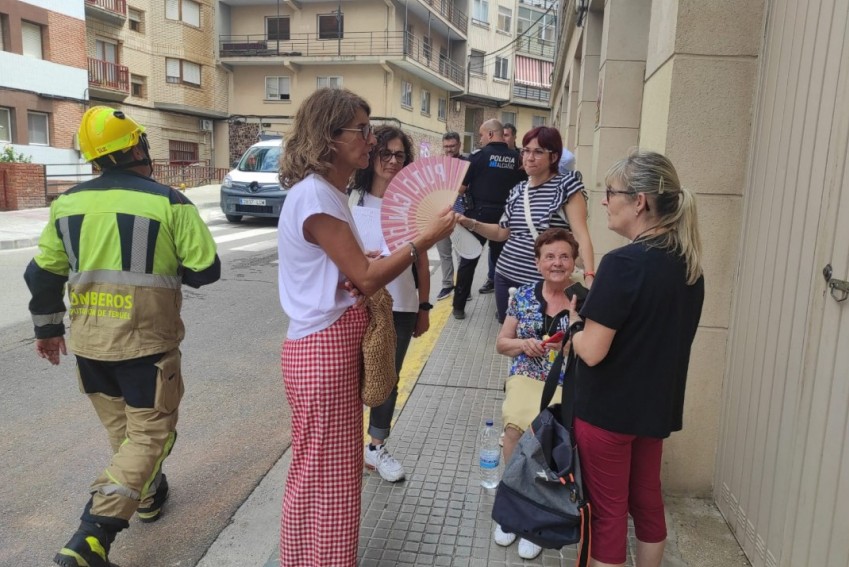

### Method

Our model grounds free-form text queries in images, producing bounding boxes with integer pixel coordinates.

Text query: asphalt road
[0,221,291,566]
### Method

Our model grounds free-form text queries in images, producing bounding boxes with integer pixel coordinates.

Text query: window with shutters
[165,0,200,27]
[129,9,143,33]
[470,50,485,76]
[318,13,343,40]
[28,111,48,145]
[497,6,512,33]
[400,81,412,108]
[131,75,146,98]
[472,0,489,24]
[0,107,11,143]
[265,76,290,100]
[501,111,516,126]
[0,14,7,51]
[21,21,42,59]
[165,58,201,86]
[495,57,509,80]
[169,140,198,164]
[316,76,342,89]
[421,90,431,115]
[438,98,447,122]
[266,17,290,41]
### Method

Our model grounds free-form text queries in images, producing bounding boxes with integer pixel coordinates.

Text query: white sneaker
[364,444,406,482]
[493,523,517,546]
[518,538,542,559]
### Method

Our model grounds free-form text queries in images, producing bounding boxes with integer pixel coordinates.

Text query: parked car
[220,139,286,222]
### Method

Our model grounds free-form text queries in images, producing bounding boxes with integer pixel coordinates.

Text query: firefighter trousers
[75,349,183,529]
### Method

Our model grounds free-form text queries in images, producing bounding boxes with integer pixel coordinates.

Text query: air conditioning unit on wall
[199,119,213,131]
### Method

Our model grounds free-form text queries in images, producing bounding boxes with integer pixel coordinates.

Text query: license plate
[239,198,266,206]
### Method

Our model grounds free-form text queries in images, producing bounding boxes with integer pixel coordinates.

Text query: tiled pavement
[264,266,637,567]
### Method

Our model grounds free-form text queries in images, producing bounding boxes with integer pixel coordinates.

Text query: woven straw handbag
[361,288,398,407]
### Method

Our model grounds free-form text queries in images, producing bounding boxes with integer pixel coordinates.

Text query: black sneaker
[54,525,111,567]
[137,474,169,523]
[479,279,495,294]
[436,286,454,301]
[452,309,466,320]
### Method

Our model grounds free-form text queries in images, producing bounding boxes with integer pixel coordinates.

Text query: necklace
[632,225,667,243]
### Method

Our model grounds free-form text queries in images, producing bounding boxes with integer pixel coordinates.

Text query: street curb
[0,237,40,251]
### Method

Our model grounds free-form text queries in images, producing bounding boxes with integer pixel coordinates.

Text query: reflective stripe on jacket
[25,169,220,360]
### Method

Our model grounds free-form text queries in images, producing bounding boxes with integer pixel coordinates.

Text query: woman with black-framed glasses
[566,149,705,567]
[457,126,596,323]
[347,125,432,485]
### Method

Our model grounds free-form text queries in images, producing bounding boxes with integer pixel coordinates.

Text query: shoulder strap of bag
[522,183,539,240]
[540,346,578,426]
[526,180,570,234]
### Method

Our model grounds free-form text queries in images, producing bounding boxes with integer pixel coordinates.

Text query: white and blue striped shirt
[495,172,585,284]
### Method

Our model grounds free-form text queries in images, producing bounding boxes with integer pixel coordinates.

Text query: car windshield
[238,146,282,172]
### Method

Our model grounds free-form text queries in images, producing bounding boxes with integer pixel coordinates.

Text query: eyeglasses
[337,123,373,140]
[378,150,406,163]
[520,147,553,158]
[605,186,634,200]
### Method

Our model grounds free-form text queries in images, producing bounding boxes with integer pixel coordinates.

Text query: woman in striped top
[458,126,596,322]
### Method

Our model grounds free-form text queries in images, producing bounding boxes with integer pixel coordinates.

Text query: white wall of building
[18,0,84,20]
[0,53,88,100]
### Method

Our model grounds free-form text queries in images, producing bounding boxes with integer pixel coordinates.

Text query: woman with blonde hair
[566,149,704,567]
[276,88,456,566]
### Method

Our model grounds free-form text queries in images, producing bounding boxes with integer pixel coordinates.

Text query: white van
[219,138,286,223]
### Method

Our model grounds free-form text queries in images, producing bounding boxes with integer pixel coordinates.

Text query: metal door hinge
[823,264,849,302]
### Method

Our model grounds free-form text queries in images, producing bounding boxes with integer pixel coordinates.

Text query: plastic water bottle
[479,419,501,490]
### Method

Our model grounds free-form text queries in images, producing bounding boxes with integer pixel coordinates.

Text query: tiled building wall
[0,163,46,210]
[48,11,87,69]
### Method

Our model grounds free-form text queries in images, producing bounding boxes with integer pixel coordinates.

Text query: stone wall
[0,163,47,210]
[228,122,261,165]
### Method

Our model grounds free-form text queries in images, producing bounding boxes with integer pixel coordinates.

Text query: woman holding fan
[276,89,456,566]
[348,125,431,483]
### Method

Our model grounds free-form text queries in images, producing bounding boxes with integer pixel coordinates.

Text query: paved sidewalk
[0,184,222,250]
[198,262,750,567]
[2,183,749,566]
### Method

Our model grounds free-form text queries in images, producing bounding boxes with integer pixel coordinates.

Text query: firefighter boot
[54,522,114,567]
[137,473,169,523]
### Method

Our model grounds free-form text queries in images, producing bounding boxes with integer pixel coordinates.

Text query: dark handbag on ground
[360,288,398,407]
[491,348,591,565]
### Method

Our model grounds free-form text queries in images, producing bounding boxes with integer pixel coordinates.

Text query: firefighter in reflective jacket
[24,106,221,567]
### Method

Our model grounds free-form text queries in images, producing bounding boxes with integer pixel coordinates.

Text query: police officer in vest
[452,119,524,319]
[24,106,221,567]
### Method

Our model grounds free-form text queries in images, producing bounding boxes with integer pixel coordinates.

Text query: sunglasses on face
[337,123,373,140]
[378,150,406,163]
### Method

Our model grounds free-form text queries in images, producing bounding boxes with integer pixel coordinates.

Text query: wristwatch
[419,302,434,311]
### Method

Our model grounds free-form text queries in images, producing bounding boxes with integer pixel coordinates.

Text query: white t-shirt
[277,173,363,339]
[356,192,418,313]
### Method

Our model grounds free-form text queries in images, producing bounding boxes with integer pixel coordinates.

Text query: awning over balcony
[515,55,553,89]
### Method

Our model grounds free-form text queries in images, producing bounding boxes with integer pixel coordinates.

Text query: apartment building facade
[217,0,469,164]
[0,0,88,174]
[85,0,228,166]
[551,1,849,565]
[453,0,557,151]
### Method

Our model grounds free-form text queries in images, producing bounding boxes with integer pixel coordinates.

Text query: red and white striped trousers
[280,307,368,567]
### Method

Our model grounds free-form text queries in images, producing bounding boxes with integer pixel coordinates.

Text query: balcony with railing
[88,58,130,101]
[84,0,127,24]
[512,84,551,106]
[516,35,556,60]
[219,31,465,89]
[419,0,468,34]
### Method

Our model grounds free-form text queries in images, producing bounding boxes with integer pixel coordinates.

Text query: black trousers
[453,231,505,310]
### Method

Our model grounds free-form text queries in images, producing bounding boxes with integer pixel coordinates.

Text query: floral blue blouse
[506,281,571,382]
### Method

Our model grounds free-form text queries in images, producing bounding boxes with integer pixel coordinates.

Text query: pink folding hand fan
[381,156,470,253]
